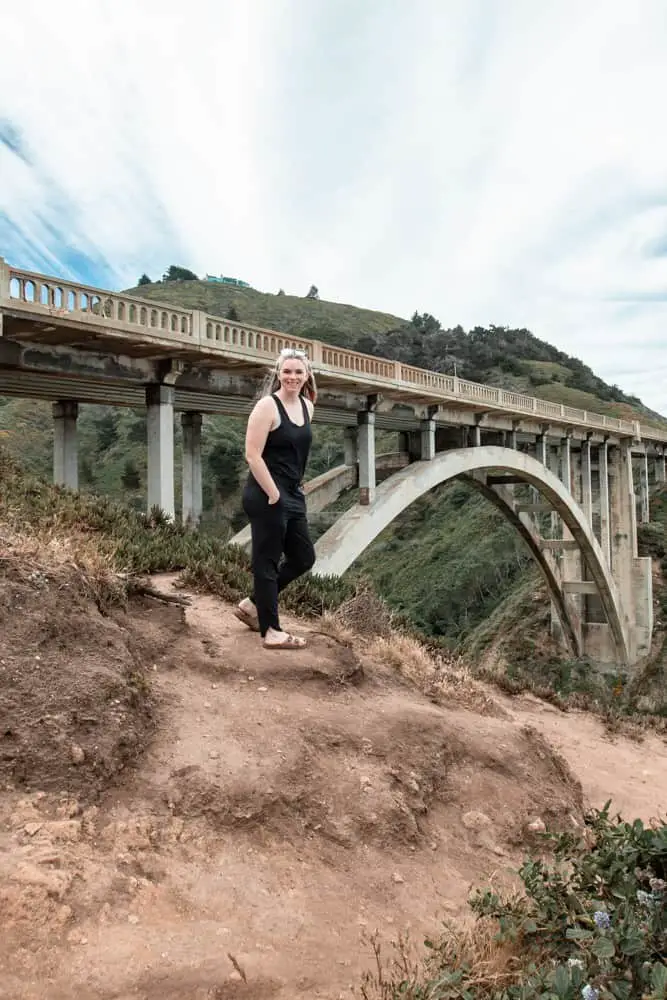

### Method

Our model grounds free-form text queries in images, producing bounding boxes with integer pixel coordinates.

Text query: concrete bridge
[1,257,666,667]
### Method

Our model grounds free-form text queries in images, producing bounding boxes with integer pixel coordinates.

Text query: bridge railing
[6,265,195,344]
[0,260,658,443]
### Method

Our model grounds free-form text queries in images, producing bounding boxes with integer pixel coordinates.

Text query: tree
[226,305,240,322]
[162,265,199,282]
[277,288,285,296]
[121,460,141,491]
[137,273,152,286]
[207,438,244,501]
[306,285,319,299]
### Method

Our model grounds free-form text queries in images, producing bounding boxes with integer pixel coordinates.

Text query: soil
[1,571,666,1000]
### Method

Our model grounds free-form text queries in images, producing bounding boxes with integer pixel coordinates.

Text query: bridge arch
[313,446,629,665]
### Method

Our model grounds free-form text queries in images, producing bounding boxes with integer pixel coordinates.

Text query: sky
[1,0,666,414]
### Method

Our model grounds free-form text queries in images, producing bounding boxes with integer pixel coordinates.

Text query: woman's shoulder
[250,394,279,419]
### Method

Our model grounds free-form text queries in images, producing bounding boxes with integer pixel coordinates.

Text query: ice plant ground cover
[361,804,666,1000]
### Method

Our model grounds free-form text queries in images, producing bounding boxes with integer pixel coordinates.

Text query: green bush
[362,806,666,1000]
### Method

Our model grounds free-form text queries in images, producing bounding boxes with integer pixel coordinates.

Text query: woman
[234,347,317,649]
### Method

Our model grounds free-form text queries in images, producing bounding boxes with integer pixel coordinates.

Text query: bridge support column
[550,435,582,642]
[536,433,547,465]
[581,437,593,525]
[560,435,572,492]
[605,443,652,663]
[181,412,203,528]
[638,453,649,524]
[655,451,666,484]
[343,427,358,467]
[598,441,611,566]
[146,385,175,518]
[420,418,436,459]
[52,400,79,489]
[357,410,375,505]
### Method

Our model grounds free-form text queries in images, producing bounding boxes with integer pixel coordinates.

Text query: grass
[531,381,667,433]
[123,278,404,348]
[0,446,354,617]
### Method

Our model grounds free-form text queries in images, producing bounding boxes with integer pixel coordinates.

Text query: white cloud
[1,0,666,413]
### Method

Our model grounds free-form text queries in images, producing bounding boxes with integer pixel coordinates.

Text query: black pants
[242,478,316,636]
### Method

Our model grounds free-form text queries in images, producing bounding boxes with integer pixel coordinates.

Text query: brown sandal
[263,633,307,650]
[233,606,260,632]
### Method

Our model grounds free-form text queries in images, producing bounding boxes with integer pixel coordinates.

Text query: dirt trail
[1,575,666,1000]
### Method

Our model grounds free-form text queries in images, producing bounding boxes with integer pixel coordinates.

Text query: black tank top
[257,394,312,488]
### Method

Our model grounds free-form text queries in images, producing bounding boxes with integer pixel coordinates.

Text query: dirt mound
[1,574,664,1000]
[0,555,182,797]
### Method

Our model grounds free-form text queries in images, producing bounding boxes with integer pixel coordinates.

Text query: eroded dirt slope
[1,572,666,1000]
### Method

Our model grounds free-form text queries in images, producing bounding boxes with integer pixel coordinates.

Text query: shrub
[362,805,667,1000]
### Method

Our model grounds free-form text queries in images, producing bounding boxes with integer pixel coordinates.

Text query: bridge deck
[2,259,666,444]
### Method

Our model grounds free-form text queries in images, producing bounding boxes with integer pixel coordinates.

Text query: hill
[124,276,404,347]
[1,458,665,998]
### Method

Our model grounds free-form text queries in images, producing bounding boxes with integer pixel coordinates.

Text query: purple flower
[582,986,599,1000]
[593,911,611,930]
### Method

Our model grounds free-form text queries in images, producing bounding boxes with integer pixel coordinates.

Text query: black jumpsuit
[242,394,316,636]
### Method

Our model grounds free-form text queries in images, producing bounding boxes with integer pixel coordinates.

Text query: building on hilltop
[204,274,251,289]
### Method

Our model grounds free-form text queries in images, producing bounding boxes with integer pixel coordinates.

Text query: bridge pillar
[638,453,650,524]
[560,434,572,492]
[0,257,9,335]
[536,432,547,465]
[598,441,611,565]
[343,426,358,467]
[357,410,375,505]
[146,385,175,518]
[52,400,79,489]
[655,451,666,484]
[559,436,583,623]
[606,442,652,663]
[420,418,436,459]
[181,412,203,528]
[581,436,593,525]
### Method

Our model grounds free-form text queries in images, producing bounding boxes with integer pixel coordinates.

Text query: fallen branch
[128,581,192,606]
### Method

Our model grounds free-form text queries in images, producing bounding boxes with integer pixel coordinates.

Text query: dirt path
[1,580,666,1000]
[498,690,666,823]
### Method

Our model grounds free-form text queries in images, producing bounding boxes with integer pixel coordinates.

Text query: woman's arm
[245,397,281,503]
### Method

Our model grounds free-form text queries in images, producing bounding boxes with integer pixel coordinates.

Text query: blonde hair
[261,347,318,403]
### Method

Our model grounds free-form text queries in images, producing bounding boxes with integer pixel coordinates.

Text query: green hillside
[123,278,403,347]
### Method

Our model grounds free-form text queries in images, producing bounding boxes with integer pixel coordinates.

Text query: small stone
[462,810,492,830]
[128,914,140,925]
[24,822,43,837]
[203,702,212,709]
[391,872,405,884]
[257,686,268,693]
[209,751,220,760]
[43,820,82,842]
[70,745,85,765]
[527,818,546,834]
